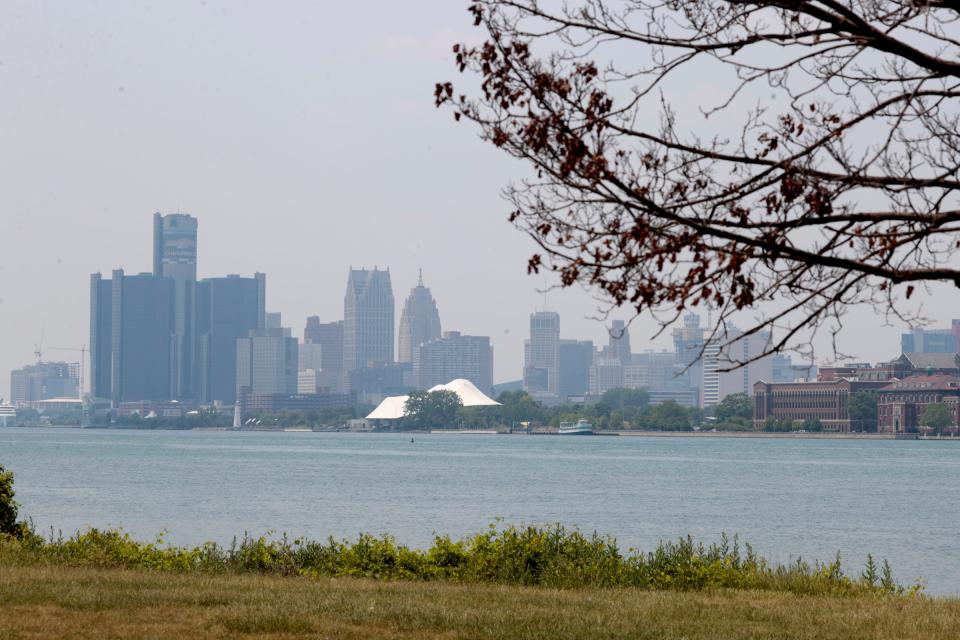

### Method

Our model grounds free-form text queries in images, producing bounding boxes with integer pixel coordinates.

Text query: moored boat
[558,419,594,435]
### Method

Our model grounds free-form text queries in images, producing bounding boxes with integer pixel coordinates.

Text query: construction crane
[34,324,46,362]
[49,345,87,401]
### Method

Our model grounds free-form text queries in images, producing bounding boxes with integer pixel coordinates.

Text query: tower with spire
[397,269,442,364]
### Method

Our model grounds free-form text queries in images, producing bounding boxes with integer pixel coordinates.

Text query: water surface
[2,428,958,594]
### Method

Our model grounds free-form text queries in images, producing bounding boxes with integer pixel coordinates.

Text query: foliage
[920,403,953,434]
[762,416,797,433]
[0,522,917,597]
[715,394,752,423]
[0,465,19,537]
[637,401,694,431]
[438,1,960,363]
[848,391,879,433]
[802,418,824,433]
[403,390,463,429]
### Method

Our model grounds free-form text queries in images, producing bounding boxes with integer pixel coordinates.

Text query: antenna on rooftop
[418,268,423,286]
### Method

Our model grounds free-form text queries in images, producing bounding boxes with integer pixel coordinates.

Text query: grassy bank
[2,563,959,640]
[0,524,913,596]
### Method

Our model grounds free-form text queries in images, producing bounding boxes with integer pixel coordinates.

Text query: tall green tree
[714,393,752,423]
[921,403,953,435]
[404,390,463,430]
[848,392,879,433]
[0,464,20,537]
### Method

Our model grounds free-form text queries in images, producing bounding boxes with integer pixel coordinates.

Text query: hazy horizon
[1,1,955,396]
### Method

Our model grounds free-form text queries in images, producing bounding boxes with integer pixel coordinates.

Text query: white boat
[558,419,594,435]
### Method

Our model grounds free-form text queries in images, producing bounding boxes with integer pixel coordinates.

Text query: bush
[0,521,918,597]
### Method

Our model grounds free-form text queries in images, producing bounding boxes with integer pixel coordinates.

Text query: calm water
[2,428,959,594]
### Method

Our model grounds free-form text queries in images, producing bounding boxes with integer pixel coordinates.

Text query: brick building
[876,375,960,434]
[753,379,888,432]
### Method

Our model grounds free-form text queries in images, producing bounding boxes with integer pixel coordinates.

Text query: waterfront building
[753,378,889,432]
[343,268,395,371]
[89,273,114,400]
[9,361,79,406]
[347,363,411,405]
[237,388,355,419]
[877,375,960,434]
[153,213,198,400]
[303,317,345,393]
[90,269,175,404]
[235,327,298,397]
[397,271,442,364]
[558,339,593,398]
[195,273,266,405]
[524,311,560,396]
[413,331,493,393]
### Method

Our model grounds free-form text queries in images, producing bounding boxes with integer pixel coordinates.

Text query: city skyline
[1,1,954,399]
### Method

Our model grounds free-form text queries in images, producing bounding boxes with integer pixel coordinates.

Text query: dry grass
[1,564,959,639]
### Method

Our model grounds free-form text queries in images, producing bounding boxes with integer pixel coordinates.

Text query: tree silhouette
[438,1,960,365]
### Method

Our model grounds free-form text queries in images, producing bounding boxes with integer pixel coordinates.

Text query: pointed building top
[418,268,424,287]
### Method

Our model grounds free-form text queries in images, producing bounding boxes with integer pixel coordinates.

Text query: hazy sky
[0,1,954,394]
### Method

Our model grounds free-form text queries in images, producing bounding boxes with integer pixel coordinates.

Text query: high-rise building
[343,267,395,372]
[523,311,560,396]
[558,339,593,398]
[304,317,345,393]
[195,273,266,405]
[299,342,323,372]
[672,312,705,406]
[235,327,298,397]
[608,320,632,365]
[397,270,442,364]
[92,269,176,404]
[589,356,623,394]
[413,331,493,392]
[701,326,773,406]
[9,362,79,406]
[90,273,114,400]
[901,326,957,354]
[153,213,198,400]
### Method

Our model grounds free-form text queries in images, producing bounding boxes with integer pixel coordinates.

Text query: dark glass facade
[196,274,266,405]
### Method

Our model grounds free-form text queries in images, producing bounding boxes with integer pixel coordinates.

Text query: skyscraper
[90,273,113,400]
[235,327,298,397]
[413,331,493,392]
[153,212,198,400]
[558,339,593,398]
[524,311,560,396]
[100,269,175,403]
[304,317,344,393]
[10,362,79,405]
[701,325,773,406]
[608,320,632,365]
[195,273,266,405]
[397,270,442,364]
[343,267,394,371]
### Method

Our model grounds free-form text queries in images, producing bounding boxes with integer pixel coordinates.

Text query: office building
[702,326,773,407]
[397,271,442,364]
[90,269,176,403]
[673,313,706,406]
[195,273,266,405]
[236,327,298,397]
[413,331,493,392]
[901,325,959,354]
[304,317,345,393]
[343,267,395,371]
[9,362,79,406]
[299,342,323,372]
[153,213,198,400]
[558,339,593,398]
[589,356,623,394]
[608,320,632,366]
[754,378,890,432]
[524,311,560,396]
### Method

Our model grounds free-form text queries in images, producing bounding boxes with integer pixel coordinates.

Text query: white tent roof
[429,379,501,407]
[365,379,500,420]
[366,394,410,420]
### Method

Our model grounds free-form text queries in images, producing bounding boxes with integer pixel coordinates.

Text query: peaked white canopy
[366,379,500,420]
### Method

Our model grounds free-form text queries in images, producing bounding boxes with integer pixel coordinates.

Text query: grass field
[1,563,959,640]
